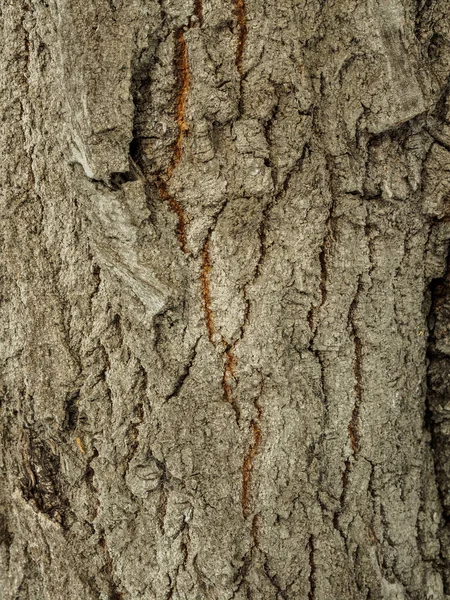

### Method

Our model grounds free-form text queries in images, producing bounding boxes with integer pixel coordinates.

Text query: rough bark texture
[2,1,450,598]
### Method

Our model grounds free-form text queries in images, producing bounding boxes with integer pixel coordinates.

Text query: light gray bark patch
[56,0,138,180]
[82,178,172,317]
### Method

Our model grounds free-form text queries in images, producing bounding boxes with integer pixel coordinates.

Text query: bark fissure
[309,192,335,332]
[263,557,289,600]
[152,25,193,253]
[194,0,203,26]
[99,535,124,600]
[234,0,247,77]
[131,6,203,253]
[425,245,450,589]
[308,535,316,600]
[200,224,241,422]
[200,234,215,344]
[348,276,364,455]
[241,391,263,518]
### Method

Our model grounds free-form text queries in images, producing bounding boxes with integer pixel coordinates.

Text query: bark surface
[2,1,450,598]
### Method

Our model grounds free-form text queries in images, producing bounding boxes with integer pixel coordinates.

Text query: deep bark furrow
[200,234,215,344]
[234,0,247,77]
[241,405,262,519]
[348,276,364,455]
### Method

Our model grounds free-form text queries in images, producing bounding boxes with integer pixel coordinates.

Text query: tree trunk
[2,1,450,598]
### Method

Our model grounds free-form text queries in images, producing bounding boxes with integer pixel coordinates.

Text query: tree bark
[2,1,450,598]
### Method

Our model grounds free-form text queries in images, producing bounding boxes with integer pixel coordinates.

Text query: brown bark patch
[194,0,203,26]
[234,0,247,75]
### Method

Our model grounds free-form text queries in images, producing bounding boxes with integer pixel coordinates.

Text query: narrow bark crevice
[21,3,31,90]
[169,28,191,180]
[425,244,450,590]
[199,229,241,421]
[129,8,203,253]
[85,446,100,521]
[194,0,203,26]
[334,457,351,540]
[234,0,247,77]
[251,513,260,548]
[98,534,124,600]
[222,347,239,419]
[241,393,263,518]
[126,400,144,463]
[153,25,192,253]
[200,234,215,344]
[157,487,169,536]
[64,390,80,431]
[309,193,335,332]
[308,535,316,600]
[263,557,289,600]
[333,276,365,537]
[348,276,364,455]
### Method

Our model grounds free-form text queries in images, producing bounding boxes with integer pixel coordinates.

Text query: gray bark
[1,0,450,598]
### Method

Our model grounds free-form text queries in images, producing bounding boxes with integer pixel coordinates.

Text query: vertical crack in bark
[134,8,202,253]
[308,197,334,331]
[334,277,364,536]
[234,0,247,114]
[334,457,351,534]
[234,0,247,76]
[166,582,174,600]
[251,513,260,548]
[348,276,363,454]
[254,200,272,281]
[425,244,450,590]
[156,178,188,253]
[85,446,100,520]
[126,401,144,461]
[98,535,124,600]
[158,487,168,535]
[222,347,238,413]
[200,233,241,421]
[181,523,190,568]
[194,0,203,26]
[164,337,200,404]
[154,26,192,252]
[308,535,316,600]
[263,556,289,600]
[242,394,263,518]
[21,3,31,88]
[125,353,147,463]
[200,235,215,344]
[318,233,329,310]
[307,193,335,431]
